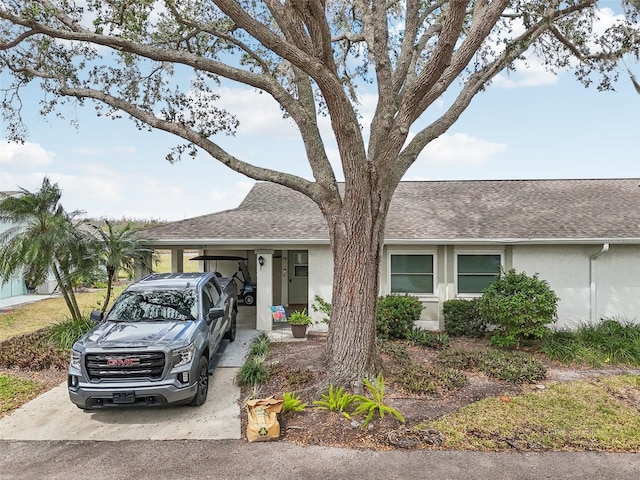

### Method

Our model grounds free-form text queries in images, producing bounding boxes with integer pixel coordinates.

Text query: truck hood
[76,320,196,348]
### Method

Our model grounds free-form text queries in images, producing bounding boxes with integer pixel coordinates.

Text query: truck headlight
[172,343,195,368]
[70,350,81,369]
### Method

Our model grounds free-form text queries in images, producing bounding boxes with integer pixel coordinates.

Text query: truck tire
[189,356,209,406]
[224,309,237,342]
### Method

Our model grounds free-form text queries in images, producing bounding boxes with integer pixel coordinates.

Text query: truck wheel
[243,293,255,306]
[189,356,209,406]
[224,309,237,342]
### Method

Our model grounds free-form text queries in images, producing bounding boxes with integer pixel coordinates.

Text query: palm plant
[0,177,90,320]
[89,220,155,313]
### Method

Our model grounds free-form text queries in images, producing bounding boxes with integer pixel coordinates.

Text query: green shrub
[237,333,273,395]
[48,316,94,350]
[542,318,640,367]
[406,328,450,350]
[396,364,467,395]
[443,298,487,338]
[478,350,547,383]
[376,294,423,340]
[236,355,270,390]
[478,269,559,348]
[247,332,271,357]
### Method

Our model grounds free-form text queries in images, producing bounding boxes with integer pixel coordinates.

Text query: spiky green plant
[281,392,307,414]
[313,384,357,419]
[352,374,405,428]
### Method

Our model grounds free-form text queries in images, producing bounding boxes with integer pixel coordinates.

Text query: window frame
[454,250,503,297]
[387,250,437,296]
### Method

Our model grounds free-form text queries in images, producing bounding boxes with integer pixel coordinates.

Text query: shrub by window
[478,269,559,348]
[390,254,434,294]
[376,294,424,340]
[443,298,487,338]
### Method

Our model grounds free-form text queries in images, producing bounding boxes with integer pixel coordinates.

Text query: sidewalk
[0,293,60,310]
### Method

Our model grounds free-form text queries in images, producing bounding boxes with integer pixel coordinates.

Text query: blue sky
[0,6,638,221]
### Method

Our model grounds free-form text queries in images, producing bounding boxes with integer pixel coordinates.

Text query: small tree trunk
[102,267,115,314]
[51,265,80,321]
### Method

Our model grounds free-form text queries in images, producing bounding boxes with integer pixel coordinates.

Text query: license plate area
[113,391,135,404]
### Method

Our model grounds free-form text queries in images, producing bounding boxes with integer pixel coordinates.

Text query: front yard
[1,293,639,451]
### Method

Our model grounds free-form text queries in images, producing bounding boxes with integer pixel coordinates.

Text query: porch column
[134,251,153,280]
[171,248,184,273]
[255,250,274,331]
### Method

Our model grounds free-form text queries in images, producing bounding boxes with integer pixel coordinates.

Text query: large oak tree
[1,0,638,387]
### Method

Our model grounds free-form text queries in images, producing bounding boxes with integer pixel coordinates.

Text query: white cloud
[0,141,55,168]
[411,133,507,169]
[215,87,299,138]
[492,59,559,88]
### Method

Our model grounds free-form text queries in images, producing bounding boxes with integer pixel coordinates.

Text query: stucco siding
[592,245,640,323]
[308,246,333,331]
[511,244,640,328]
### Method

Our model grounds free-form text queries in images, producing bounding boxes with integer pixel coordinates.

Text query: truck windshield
[105,288,197,322]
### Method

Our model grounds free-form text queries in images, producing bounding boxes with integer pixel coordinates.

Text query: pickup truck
[68,272,237,409]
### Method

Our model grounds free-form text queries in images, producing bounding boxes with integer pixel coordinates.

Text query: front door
[288,250,308,305]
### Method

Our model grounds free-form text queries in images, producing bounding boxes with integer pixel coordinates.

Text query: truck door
[203,281,222,350]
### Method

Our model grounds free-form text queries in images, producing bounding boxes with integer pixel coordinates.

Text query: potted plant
[288,309,311,338]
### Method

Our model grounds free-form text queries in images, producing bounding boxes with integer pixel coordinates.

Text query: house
[0,192,29,300]
[143,179,640,332]
[0,191,59,300]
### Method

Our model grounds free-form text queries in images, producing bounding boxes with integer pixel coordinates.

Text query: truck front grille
[85,352,166,381]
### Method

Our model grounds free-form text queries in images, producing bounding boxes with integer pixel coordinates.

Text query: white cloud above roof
[0,141,55,168]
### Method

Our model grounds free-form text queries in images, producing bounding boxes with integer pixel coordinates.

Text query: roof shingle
[144,179,640,244]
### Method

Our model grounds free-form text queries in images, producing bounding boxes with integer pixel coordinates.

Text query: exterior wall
[0,220,28,299]
[512,244,640,328]
[380,243,640,331]
[170,242,639,333]
[307,246,333,332]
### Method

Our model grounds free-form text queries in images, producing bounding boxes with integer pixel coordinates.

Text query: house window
[390,254,434,294]
[457,254,501,295]
[294,252,308,278]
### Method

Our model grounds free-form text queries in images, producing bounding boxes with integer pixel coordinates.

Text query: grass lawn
[0,286,124,342]
[426,375,640,451]
[153,250,201,274]
[0,374,44,416]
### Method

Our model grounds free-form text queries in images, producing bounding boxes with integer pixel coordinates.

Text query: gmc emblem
[106,357,141,366]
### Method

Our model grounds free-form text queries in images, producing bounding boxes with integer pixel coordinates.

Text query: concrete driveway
[0,327,261,441]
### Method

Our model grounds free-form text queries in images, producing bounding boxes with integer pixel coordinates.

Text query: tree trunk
[51,265,80,321]
[102,267,115,314]
[323,183,389,390]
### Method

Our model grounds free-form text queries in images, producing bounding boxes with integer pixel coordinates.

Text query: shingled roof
[144,179,640,245]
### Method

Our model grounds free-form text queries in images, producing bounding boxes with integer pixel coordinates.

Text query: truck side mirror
[207,307,224,322]
[90,310,104,323]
